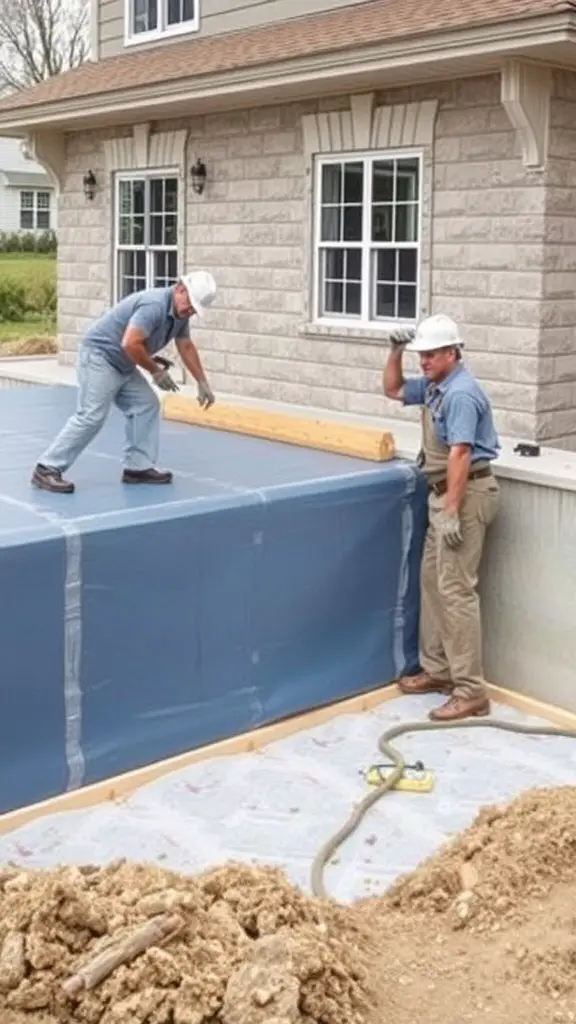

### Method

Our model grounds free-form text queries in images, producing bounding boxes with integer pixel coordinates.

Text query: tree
[0,0,89,92]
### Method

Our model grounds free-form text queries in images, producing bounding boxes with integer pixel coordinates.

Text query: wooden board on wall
[162,396,396,462]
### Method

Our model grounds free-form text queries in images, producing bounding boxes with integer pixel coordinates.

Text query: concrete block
[262,131,299,155]
[459,131,516,161]
[552,352,576,381]
[488,272,543,299]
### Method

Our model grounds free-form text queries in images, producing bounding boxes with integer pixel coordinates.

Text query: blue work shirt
[403,364,500,463]
[82,287,190,374]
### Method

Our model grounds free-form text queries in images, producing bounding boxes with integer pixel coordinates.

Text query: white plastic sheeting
[0,694,574,903]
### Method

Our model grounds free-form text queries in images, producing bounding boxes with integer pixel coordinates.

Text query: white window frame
[312,149,423,330]
[113,169,181,302]
[19,189,51,231]
[124,0,199,46]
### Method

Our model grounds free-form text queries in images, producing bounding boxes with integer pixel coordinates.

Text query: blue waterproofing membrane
[0,385,427,814]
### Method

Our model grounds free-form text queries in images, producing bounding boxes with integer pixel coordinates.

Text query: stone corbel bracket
[26,131,67,189]
[501,60,552,170]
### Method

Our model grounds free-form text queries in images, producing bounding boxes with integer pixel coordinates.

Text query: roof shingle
[0,0,573,114]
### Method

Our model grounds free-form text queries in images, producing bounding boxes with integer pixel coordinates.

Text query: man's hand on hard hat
[388,327,415,348]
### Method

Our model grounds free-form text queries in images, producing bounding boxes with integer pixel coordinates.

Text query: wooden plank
[162,395,396,462]
[0,684,400,837]
[1,681,575,838]
[485,682,576,730]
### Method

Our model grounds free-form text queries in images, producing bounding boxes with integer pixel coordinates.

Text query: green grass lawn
[0,253,56,349]
[0,251,56,287]
[0,317,55,342]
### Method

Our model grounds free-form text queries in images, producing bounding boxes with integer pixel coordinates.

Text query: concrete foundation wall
[480,473,576,713]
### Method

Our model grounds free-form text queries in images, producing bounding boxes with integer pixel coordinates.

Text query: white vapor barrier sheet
[1,693,575,901]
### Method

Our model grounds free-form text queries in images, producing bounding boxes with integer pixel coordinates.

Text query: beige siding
[57,71,576,447]
[100,0,372,60]
[100,0,124,57]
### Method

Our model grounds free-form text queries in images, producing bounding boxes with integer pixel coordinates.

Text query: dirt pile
[3,786,576,1024]
[353,785,576,1024]
[0,861,373,1024]
[381,784,576,933]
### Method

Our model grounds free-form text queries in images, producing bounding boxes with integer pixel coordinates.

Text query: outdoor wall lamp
[190,158,207,195]
[83,169,97,200]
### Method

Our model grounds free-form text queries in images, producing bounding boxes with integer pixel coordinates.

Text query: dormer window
[126,0,198,44]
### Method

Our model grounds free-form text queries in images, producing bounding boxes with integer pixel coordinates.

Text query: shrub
[0,279,27,321]
[35,230,57,254]
[29,278,56,316]
[5,232,21,252]
[20,232,36,252]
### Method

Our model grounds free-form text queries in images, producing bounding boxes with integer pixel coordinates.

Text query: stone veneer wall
[538,70,576,449]
[55,70,576,446]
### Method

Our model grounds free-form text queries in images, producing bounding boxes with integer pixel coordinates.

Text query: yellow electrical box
[364,766,435,793]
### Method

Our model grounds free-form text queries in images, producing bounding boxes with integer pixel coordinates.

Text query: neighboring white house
[0,137,57,235]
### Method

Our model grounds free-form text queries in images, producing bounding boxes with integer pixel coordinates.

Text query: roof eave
[0,11,573,133]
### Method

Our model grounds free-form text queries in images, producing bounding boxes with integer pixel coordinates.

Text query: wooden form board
[162,395,396,462]
[1,681,575,838]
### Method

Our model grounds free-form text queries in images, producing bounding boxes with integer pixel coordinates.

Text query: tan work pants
[419,475,500,699]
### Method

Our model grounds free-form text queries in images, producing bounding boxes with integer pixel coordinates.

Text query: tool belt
[429,465,492,497]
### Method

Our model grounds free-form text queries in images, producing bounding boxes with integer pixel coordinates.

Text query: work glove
[197,379,215,410]
[389,328,415,348]
[153,368,179,392]
[438,511,463,550]
[153,356,173,371]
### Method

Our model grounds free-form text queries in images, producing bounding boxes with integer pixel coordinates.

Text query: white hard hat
[405,314,463,352]
[179,269,216,318]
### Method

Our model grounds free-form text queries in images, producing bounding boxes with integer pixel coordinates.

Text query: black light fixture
[190,158,207,195]
[83,169,97,200]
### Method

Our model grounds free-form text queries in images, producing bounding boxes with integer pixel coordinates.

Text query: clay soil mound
[2,785,576,1024]
[361,784,576,1024]
[0,861,375,1024]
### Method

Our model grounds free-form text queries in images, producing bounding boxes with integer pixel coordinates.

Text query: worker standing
[383,314,500,721]
[31,270,216,494]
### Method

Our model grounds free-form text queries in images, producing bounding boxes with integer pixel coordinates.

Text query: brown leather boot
[398,672,452,696]
[31,464,75,493]
[122,468,173,485]
[429,694,490,722]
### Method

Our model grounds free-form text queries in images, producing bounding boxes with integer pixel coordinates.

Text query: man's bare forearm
[383,348,405,400]
[122,338,160,376]
[445,445,472,515]
[177,338,208,383]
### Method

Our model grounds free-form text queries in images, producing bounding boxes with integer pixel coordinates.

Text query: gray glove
[197,379,215,410]
[438,512,463,550]
[153,369,179,392]
[389,328,415,348]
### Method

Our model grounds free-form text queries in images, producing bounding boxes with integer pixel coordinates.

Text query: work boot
[428,695,490,722]
[122,468,173,485]
[398,672,452,696]
[31,463,75,493]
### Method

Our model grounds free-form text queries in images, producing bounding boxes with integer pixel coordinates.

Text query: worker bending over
[384,314,500,722]
[31,270,216,494]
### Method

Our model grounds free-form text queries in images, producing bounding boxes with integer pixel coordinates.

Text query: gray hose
[310,716,576,900]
